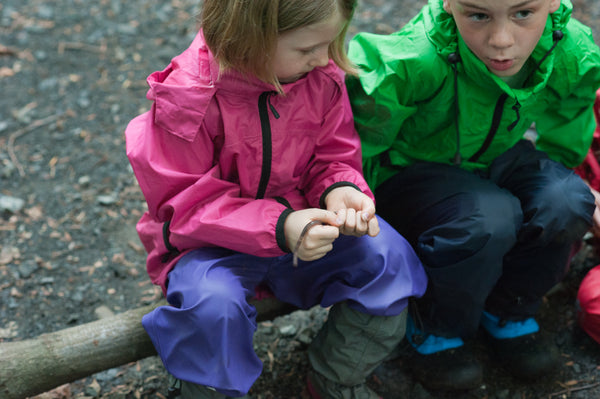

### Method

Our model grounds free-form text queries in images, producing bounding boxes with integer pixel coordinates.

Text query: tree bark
[0,297,296,399]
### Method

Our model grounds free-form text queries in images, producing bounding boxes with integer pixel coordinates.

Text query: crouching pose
[347,0,600,391]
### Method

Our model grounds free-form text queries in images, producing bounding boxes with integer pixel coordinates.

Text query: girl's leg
[375,162,522,337]
[267,220,426,397]
[141,248,268,397]
[266,218,427,317]
[485,140,595,319]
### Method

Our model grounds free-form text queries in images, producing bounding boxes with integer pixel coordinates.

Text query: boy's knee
[527,168,594,235]
[422,191,521,255]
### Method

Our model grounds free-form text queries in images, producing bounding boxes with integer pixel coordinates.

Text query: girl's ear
[549,0,561,13]
[442,0,453,14]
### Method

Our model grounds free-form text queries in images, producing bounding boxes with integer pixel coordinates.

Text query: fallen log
[0,297,296,399]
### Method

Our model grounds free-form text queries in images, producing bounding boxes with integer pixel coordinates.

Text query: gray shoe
[306,370,381,399]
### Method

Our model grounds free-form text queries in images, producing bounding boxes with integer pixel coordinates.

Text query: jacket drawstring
[523,30,564,86]
[448,30,564,163]
[508,30,564,130]
[448,52,462,165]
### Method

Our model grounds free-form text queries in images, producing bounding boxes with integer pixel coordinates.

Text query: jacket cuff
[276,208,295,252]
[319,182,362,209]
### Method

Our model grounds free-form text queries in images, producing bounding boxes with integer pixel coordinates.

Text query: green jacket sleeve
[347,33,418,160]
[347,31,444,187]
[535,22,600,168]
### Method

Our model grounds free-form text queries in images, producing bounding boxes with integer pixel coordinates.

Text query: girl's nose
[309,47,330,68]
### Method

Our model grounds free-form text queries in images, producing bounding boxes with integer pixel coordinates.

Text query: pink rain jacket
[125,32,373,293]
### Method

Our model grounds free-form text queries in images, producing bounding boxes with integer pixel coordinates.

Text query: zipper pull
[268,93,280,119]
[507,99,521,131]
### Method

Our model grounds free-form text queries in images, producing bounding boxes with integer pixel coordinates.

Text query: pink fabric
[578,264,600,344]
[125,31,372,294]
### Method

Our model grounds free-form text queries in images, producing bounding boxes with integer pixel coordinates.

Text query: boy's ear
[549,0,561,13]
[442,0,452,14]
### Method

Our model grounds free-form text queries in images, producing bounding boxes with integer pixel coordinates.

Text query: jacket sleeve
[347,33,419,159]
[346,31,446,188]
[299,72,375,206]
[535,24,600,168]
[125,104,291,258]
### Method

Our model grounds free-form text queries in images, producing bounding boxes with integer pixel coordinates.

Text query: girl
[125,0,427,398]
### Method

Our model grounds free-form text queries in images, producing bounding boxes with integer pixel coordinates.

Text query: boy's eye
[468,13,489,22]
[515,10,533,19]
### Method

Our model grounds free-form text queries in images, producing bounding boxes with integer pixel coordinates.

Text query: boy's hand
[588,183,600,238]
[284,209,341,263]
[324,186,380,237]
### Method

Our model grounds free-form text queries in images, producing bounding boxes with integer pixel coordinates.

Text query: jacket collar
[424,0,572,95]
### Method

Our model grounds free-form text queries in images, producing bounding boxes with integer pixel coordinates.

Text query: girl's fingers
[367,215,380,237]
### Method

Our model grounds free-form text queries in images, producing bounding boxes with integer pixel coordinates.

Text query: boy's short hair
[201,0,357,89]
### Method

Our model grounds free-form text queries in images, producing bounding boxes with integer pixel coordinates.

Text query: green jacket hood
[423,0,573,92]
[347,0,600,189]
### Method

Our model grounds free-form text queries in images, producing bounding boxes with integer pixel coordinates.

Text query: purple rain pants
[141,217,427,397]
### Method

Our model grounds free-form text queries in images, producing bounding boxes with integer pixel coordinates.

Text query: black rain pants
[375,140,595,337]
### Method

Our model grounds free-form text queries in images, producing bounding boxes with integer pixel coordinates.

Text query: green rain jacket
[347,0,600,189]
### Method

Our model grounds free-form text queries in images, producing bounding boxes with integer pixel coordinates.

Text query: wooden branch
[0,297,296,399]
[7,114,61,177]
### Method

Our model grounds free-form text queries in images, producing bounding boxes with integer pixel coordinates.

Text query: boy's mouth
[489,59,514,72]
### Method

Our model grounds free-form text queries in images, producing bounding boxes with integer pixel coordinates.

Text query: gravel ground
[1,0,600,398]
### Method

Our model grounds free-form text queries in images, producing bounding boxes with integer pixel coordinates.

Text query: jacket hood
[423,0,573,91]
[144,30,345,143]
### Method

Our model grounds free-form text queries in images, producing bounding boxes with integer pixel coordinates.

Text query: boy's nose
[489,24,514,49]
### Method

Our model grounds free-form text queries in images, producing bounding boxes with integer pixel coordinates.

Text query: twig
[292,220,322,267]
[57,41,107,55]
[548,382,600,398]
[7,114,61,177]
[0,44,18,56]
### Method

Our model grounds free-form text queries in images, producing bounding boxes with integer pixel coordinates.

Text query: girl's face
[443,0,560,77]
[271,6,345,84]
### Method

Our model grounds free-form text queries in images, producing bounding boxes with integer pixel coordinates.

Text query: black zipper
[468,92,509,163]
[256,91,277,199]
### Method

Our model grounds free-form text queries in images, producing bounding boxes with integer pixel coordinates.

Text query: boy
[347,0,600,391]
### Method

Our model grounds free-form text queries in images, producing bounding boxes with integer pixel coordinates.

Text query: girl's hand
[284,209,341,263]
[324,186,380,237]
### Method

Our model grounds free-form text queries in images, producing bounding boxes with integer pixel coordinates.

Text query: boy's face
[443,0,561,77]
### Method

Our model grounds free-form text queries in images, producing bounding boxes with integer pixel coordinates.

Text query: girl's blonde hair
[201,0,357,91]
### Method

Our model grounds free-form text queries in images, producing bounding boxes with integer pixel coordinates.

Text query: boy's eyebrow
[456,0,538,10]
